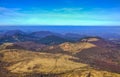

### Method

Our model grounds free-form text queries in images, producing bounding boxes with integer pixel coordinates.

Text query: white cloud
[0,7,120,25]
[0,7,26,17]
[53,8,83,13]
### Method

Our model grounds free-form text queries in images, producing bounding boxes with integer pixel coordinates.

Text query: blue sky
[0,0,120,26]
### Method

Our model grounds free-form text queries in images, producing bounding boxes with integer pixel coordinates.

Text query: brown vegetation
[0,37,120,77]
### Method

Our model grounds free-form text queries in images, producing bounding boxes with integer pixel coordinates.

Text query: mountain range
[0,30,120,77]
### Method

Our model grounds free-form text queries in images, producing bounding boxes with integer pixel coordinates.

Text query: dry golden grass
[0,43,14,50]
[60,42,96,53]
[0,49,87,74]
[0,46,120,77]
[81,38,100,42]
[61,69,120,77]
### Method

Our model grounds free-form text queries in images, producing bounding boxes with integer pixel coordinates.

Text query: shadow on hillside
[70,47,120,74]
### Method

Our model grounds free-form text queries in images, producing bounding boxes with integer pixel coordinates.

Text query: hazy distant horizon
[0,26,120,34]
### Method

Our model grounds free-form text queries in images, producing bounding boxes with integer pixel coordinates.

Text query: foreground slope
[0,38,120,77]
[44,37,120,73]
[0,49,87,77]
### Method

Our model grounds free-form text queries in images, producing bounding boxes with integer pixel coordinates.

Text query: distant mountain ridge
[0,30,86,45]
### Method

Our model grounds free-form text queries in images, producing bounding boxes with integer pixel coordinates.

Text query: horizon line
[0,25,120,27]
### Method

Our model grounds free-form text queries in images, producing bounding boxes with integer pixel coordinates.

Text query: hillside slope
[0,38,120,77]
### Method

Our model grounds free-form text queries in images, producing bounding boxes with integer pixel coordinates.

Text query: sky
[0,0,120,26]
